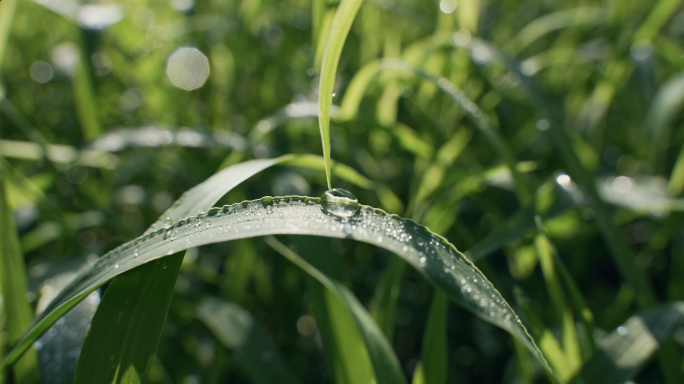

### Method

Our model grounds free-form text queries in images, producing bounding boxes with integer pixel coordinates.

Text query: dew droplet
[320,189,360,218]
[114,264,119,269]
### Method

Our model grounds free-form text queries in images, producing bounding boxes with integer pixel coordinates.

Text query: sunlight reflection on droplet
[30,61,54,83]
[166,47,210,91]
[440,0,457,14]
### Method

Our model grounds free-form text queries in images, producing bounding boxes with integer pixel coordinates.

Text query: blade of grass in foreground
[266,236,404,384]
[2,194,561,383]
[411,291,448,384]
[73,254,183,384]
[570,302,684,384]
[281,237,375,384]
[0,164,38,384]
[318,0,365,188]
[197,298,302,384]
[74,158,289,384]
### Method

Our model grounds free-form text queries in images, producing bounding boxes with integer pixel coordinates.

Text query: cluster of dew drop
[67,189,522,336]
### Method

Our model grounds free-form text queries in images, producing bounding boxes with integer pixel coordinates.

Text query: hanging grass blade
[318,0,366,189]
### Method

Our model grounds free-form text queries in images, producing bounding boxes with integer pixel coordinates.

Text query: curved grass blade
[197,298,302,384]
[570,303,684,384]
[411,291,448,384]
[75,158,294,384]
[266,237,393,384]
[318,0,366,189]
[504,8,602,56]
[0,164,38,384]
[73,254,183,384]
[148,157,287,233]
[288,235,374,384]
[304,269,374,384]
[3,196,560,383]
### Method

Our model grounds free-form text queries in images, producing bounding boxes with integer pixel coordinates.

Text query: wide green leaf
[2,194,559,382]
[73,254,183,384]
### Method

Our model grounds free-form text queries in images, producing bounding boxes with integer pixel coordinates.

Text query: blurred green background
[1,0,684,383]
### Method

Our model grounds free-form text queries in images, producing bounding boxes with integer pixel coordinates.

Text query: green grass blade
[74,158,294,384]
[411,291,448,384]
[369,257,405,340]
[633,0,683,41]
[149,157,287,233]
[197,298,302,384]
[290,236,374,384]
[645,72,684,173]
[0,163,38,384]
[266,236,404,384]
[73,254,183,384]
[222,239,258,304]
[514,288,569,381]
[504,8,601,56]
[669,145,684,196]
[318,0,365,189]
[339,61,381,120]
[3,194,561,382]
[72,34,102,141]
[0,0,19,86]
[306,275,374,384]
[409,129,471,215]
[379,59,533,205]
[467,179,579,261]
[468,37,659,309]
[534,219,581,376]
[570,303,684,384]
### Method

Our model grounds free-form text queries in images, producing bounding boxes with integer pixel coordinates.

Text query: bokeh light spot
[166,47,210,91]
[30,61,54,83]
[440,0,457,14]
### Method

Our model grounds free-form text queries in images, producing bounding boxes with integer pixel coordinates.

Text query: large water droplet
[320,189,360,218]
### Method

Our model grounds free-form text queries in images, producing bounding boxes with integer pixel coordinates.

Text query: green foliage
[1,0,684,383]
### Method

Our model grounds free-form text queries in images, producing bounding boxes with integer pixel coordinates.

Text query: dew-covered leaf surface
[3,196,556,380]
